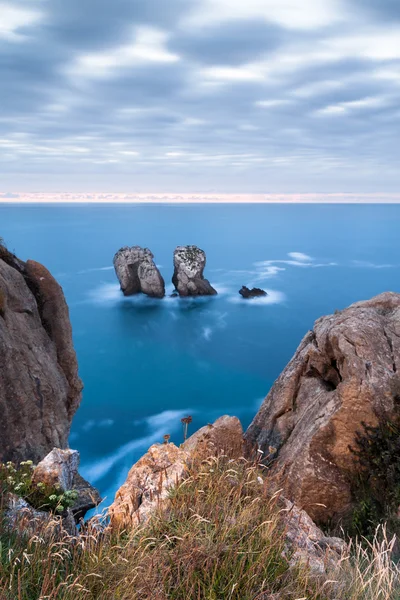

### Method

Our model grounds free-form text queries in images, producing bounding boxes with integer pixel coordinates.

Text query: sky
[1,0,400,193]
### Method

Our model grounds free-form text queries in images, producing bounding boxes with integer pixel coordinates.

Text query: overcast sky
[1,0,400,193]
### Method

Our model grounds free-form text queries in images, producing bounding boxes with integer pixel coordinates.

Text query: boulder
[113,246,165,298]
[32,448,101,520]
[172,246,217,297]
[32,448,79,492]
[109,415,243,529]
[245,292,400,524]
[4,493,77,537]
[239,286,268,299]
[0,249,83,464]
[183,415,244,460]
[280,498,346,575]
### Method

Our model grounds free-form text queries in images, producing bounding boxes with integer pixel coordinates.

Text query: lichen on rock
[172,245,217,296]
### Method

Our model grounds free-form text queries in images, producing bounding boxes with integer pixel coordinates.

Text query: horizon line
[1,192,400,204]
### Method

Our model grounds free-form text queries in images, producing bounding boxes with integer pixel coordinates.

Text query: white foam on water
[202,326,213,341]
[288,251,312,262]
[83,409,193,483]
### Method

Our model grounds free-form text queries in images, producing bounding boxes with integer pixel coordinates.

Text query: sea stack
[114,246,165,298]
[172,246,217,297]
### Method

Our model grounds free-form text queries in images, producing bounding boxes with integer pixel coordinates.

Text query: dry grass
[0,457,399,600]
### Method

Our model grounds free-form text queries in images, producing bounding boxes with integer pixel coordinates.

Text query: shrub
[348,418,400,541]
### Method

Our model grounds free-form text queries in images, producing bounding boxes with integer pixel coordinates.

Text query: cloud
[0,3,43,41]
[68,27,180,79]
[184,0,346,30]
[1,0,400,191]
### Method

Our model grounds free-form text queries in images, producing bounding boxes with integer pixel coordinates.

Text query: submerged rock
[109,415,243,529]
[239,286,267,299]
[245,292,400,524]
[0,248,83,464]
[114,246,165,298]
[172,246,217,297]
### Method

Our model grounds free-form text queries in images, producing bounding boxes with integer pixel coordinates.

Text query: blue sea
[1,203,400,506]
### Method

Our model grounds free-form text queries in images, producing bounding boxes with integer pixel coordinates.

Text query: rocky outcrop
[172,246,217,297]
[245,292,400,524]
[239,286,267,299]
[113,246,165,298]
[32,448,101,520]
[0,247,83,464]
[109,416,243,529]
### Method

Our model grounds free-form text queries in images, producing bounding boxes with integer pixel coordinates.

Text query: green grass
[0,457,399,600]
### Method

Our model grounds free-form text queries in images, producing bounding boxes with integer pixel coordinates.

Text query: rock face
[172,246,217,297]
[113,246,165,298]
[245,292,400,524]
[239,286,267,299]
[109,416,243,529]
[0,246,83,464]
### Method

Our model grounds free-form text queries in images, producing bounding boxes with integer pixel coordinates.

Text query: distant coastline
[1,193,400,204]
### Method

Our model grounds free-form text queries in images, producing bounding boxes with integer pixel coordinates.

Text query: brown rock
[109,442,189,530]
[25,260,83,418]
[183,415,244,459]
[109,415,243,530]
[0,252,82,464]
[245,292,400,523]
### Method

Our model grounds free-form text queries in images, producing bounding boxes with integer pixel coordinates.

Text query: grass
[0,456,399,600]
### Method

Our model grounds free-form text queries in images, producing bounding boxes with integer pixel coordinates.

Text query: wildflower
[181,415,193,442]
[36,482,45,488]
[48,495,57,502]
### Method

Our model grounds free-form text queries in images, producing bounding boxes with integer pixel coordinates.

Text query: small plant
[181,415,192,441]
[0,460,78,514]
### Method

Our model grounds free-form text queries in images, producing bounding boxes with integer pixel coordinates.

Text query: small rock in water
[239,286,268,299]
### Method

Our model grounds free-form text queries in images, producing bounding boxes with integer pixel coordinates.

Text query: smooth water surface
[1,203,400,505]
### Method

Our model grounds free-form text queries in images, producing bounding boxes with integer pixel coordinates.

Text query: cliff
[245,292,400,524]
[0,244,83,464]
